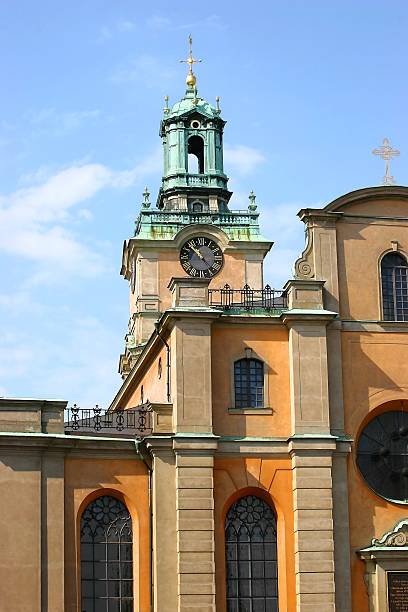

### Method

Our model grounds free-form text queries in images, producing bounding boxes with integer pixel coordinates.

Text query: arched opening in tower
[188,135,204,174]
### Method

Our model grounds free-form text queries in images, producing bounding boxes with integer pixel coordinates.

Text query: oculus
[179,237,224,278]
[357,410,408,503]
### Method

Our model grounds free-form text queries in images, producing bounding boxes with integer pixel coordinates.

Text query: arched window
[192,202,203,212]
[234,358,264,408]
[225,495,278,612]
[80,495,133,612]
[381,252,408,321]
[188,135,204,174]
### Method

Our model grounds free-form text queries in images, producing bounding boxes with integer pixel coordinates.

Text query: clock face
[179,237,224,278]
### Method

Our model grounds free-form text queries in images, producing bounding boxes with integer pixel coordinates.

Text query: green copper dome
[166,88,221,120]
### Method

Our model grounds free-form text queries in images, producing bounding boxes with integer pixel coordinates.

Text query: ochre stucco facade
[2,47,408,611]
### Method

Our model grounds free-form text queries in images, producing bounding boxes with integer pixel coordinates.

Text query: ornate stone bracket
[372,519,408,548]
[358,519,408,612]
[294,222,315,279]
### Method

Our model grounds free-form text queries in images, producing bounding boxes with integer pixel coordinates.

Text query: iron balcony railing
[64,405,152,437]
[209,284,287,312]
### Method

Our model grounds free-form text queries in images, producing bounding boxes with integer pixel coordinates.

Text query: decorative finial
[248,190,257,211]
[372,137,400,185]
[180,34,202,90]
[164,95,169,114]
[215,96,221,114]
[142,186,151,209]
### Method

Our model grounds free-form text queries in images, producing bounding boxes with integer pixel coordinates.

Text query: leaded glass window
[80,495,133,612]
[234,358,264,408]
[225,495,278,612]
[381,252,408,321]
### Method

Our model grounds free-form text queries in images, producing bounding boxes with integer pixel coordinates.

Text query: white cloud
[224,145,265,177]
[97,26,113,42]
[25,107,101,133]
[147,15,172,30]
[0,314,122,406]
[97,20,138,42]
[0,148,162,277]
[117,20,137,32]
[147,13,225,32]
[77,208,93,221]
[112,54,177,87]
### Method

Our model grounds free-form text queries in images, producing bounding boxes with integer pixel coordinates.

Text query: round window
[356,410,408,503]
[191,120,200,129]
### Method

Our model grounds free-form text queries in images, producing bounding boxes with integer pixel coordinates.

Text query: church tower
[119,38,272,377]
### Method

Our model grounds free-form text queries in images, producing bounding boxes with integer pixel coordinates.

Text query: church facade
[1,47,408,612]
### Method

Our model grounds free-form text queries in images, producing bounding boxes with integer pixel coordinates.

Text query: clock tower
[119,39,272,377]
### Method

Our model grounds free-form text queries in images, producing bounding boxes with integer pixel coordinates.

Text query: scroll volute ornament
[294,219,315,279]
[372,521,408,547]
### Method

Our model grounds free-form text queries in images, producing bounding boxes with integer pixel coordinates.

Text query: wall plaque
[388,572,408,611]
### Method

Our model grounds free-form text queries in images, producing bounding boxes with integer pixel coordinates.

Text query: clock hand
[190,245,204,260]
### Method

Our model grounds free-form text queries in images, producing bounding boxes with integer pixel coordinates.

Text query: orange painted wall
[64,458,150,612]
[123,344,168,409]
[342,330,408,611]
[214,458,295,612]
[211,324,291,437]
[336,206,408,320]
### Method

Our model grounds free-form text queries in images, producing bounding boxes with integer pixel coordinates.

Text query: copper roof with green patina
[165,89,222,121]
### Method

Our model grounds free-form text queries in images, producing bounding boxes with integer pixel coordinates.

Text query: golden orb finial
[186,71,196,87]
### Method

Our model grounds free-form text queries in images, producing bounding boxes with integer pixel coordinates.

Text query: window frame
[79,493,134,612]
[379,250,408,322]
[229,350,270,413]
[224,494,279,612]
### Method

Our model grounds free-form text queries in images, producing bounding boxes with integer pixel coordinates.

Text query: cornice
[0,431,141,458]
[324,185,408,213]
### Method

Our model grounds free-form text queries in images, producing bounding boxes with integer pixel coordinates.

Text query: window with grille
[225,495,278,612]
[381,252,408,321]
[80,495,133,612]
[234,358,264,408]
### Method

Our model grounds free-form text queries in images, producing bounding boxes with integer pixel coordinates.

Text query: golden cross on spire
[372,137,400,185]
[180,35,202,89]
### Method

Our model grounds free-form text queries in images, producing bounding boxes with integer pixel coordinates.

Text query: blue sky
[0,0,407,407]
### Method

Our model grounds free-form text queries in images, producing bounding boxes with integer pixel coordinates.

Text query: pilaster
[174,436,218,612]
[283,283,342,611]
[41,451,65,612]
[290,440,337,612]
[134,251,160,345]
[282,280,337,436]
[332,445,352,612]
[146,437,178,612]
[169,278,216,435]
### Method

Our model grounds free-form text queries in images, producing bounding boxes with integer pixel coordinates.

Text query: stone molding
[149,402,173,435]
[283,279,326,310]
[168,277,210,308]
[0,398,67,434]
